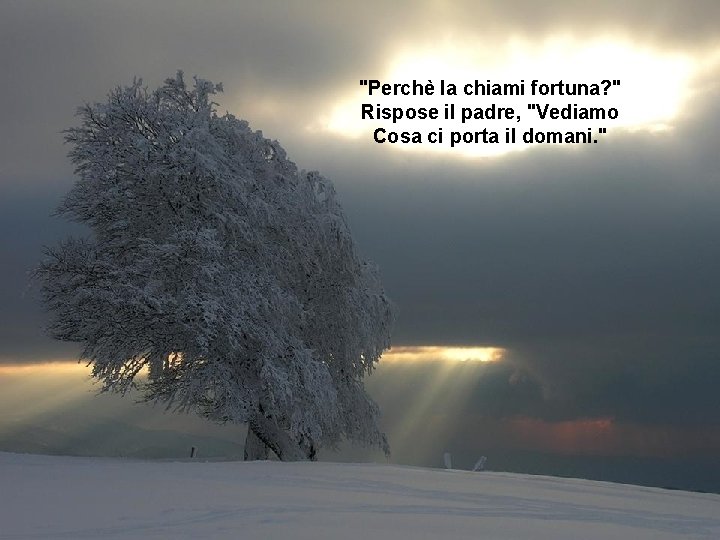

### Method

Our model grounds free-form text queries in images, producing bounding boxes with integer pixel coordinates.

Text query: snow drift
[1,452,719,539]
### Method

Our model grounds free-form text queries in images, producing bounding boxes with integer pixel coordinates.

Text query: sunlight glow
[384,346,505,363]
[0,361,90,430]
[0,361,86,376]
[322,36,705,157]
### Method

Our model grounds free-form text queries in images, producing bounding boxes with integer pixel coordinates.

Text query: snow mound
[1,452,719,539]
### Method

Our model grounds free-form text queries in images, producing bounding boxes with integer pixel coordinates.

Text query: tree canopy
[36,72,394,460]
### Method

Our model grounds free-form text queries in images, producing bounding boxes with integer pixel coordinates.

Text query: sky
[2,1,720,486]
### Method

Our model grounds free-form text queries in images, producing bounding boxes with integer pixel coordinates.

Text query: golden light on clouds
[323,36,705,157]
[0,361,86,376]
[0,361,90,431]
[383,345,505,363]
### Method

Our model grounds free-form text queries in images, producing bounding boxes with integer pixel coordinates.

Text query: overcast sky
[2,1,720,467]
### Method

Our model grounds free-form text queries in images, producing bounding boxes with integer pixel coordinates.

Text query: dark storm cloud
[318,103,720,348]
[306,89,720,427]
[1,0,720,430]
[0,188,83,361]
[317,132,714,361]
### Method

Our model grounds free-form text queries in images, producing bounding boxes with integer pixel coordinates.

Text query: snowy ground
[1,452,719,539]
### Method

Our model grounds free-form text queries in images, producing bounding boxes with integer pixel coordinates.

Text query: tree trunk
[298,436,317,461]
[247,414,307,461]
[243,426,270,460]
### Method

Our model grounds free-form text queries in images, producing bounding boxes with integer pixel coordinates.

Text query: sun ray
[0,362,91,430]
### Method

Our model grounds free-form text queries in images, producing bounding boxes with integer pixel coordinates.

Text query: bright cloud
[322,37,705,157]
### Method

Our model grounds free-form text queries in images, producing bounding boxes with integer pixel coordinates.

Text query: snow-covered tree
[36,72,394,461]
